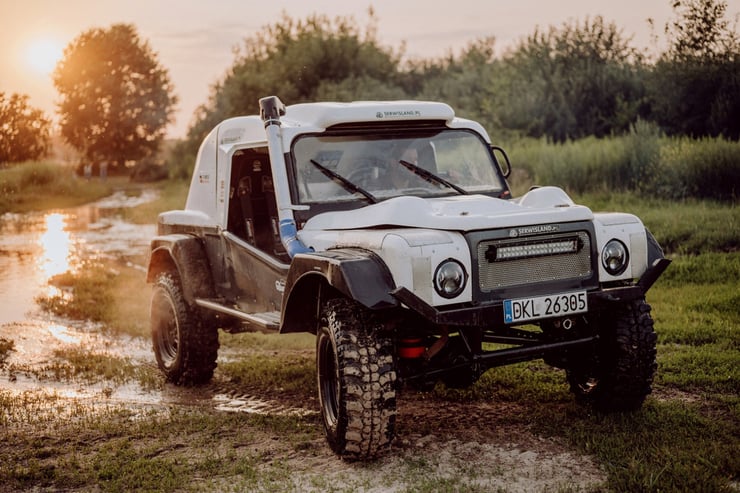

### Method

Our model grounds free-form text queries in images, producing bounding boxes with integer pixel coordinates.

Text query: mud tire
[151,272,219,385]
[567,298,657,412]
[316,298,397,460]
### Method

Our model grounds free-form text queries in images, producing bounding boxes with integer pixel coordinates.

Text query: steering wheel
[345,157,387,189]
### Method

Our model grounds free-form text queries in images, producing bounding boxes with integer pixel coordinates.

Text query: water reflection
[0,212,57,323]
[47,323,80,344]
[0,193,156,325]
[38,213,73,280]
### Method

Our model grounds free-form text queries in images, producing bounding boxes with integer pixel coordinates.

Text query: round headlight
[434,259,467,298]
[601,239,629,275]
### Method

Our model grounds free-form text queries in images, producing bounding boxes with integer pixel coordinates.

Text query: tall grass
[0,161,111,214]
[36,266,116,324]
[660,136,740,201]
[574,193,738,255]
[506,122,740,202]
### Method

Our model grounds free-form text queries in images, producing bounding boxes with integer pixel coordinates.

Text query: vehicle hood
[302,186,593,232]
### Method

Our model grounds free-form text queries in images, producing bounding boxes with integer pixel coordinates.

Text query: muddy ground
[0,193,607,491]
[1,320,606,492]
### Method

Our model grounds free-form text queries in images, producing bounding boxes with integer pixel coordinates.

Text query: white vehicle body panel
[302,228,471,307]
[593,212,648,281]
[301,187,593,233]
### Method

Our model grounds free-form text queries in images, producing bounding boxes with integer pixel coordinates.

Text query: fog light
[602,239,629,275]
[434,259,467,298]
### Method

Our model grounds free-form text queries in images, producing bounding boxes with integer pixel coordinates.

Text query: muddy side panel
[221,232,289,313]
[148,234,215,304]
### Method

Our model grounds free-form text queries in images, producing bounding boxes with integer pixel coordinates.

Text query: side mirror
[491,145,511,178]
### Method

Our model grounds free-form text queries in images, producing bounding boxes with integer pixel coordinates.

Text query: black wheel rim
[317,333,339,428]
[154,290,179,369]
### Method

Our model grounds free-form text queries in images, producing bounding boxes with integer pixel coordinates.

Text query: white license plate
[503,291,588,324]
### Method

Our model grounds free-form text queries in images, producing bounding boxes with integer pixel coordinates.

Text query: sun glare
[26,38,64,75]
[39,213,72,280]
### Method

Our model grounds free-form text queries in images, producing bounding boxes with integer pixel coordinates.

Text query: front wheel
[150,272,219,385]
[316,298,397,460]
[567,298,657,411]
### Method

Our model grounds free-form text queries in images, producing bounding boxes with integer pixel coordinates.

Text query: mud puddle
[0,190,157,325]
[0,190,301,417]
[1,190,155,406]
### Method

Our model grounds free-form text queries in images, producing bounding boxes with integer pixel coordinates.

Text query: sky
[1,0,739,138]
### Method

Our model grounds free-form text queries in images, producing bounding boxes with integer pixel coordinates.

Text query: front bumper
[391,258,671,327]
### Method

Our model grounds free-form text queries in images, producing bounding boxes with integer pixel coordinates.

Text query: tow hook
[554,317,575,330]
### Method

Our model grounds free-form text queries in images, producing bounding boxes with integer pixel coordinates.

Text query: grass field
[0,161,113,214]
[1,160,738,491]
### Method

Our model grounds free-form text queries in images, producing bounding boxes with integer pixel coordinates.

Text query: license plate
[503,291,588,324]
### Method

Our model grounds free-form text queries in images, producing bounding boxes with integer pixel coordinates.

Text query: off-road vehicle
[147,96,670,459]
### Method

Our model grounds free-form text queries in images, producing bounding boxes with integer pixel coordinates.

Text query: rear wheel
[316,298,397,460]
[150,272,219,385]
[567,298,657,411]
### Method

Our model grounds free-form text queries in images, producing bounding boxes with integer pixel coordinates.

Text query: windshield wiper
[398,160,469,195]
[309,159,378,203]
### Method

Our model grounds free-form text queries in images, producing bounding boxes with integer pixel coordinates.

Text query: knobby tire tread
[568,298,657,412]
[152,272,219,386]
[320,298,397,460]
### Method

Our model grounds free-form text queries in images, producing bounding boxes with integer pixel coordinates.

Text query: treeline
[167,1,739,200]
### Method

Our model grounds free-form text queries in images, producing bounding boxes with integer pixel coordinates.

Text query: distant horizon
[2,0,738,139]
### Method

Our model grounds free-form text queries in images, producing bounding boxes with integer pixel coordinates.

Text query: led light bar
[488,238,581,262]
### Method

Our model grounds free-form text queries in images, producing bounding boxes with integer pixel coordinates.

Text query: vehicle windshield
[292,129,506,204]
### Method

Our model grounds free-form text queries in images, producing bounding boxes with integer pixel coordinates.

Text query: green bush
[507,133,740,202]
[660,137,740,201]
[508,135,640,194]
[625,119,662,192]
[18,162,58,188]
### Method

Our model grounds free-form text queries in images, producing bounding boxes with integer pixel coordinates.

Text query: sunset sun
[25,38,64,75]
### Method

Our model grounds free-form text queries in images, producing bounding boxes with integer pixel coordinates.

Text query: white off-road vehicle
[147,97,670,459]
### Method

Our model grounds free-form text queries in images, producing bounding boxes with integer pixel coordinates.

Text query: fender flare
[146,234,215,304]
[280,248,398,334]
[645,228,665,265]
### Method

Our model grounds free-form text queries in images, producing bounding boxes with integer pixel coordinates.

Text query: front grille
[477,231,592,291]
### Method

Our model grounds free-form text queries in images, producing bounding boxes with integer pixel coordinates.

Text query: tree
[53,24,177,171]
[496,17,646,142]
[412,38,503,134]
[648,0,740,138]
[179,12,403,164]
[0,92,51,164]
[170,12,407,180]
[664,0,738,62]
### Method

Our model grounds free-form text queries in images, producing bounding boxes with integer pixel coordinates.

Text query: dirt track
[0,316,607,492]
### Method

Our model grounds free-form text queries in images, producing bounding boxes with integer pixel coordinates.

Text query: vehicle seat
[232,154,289,261]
